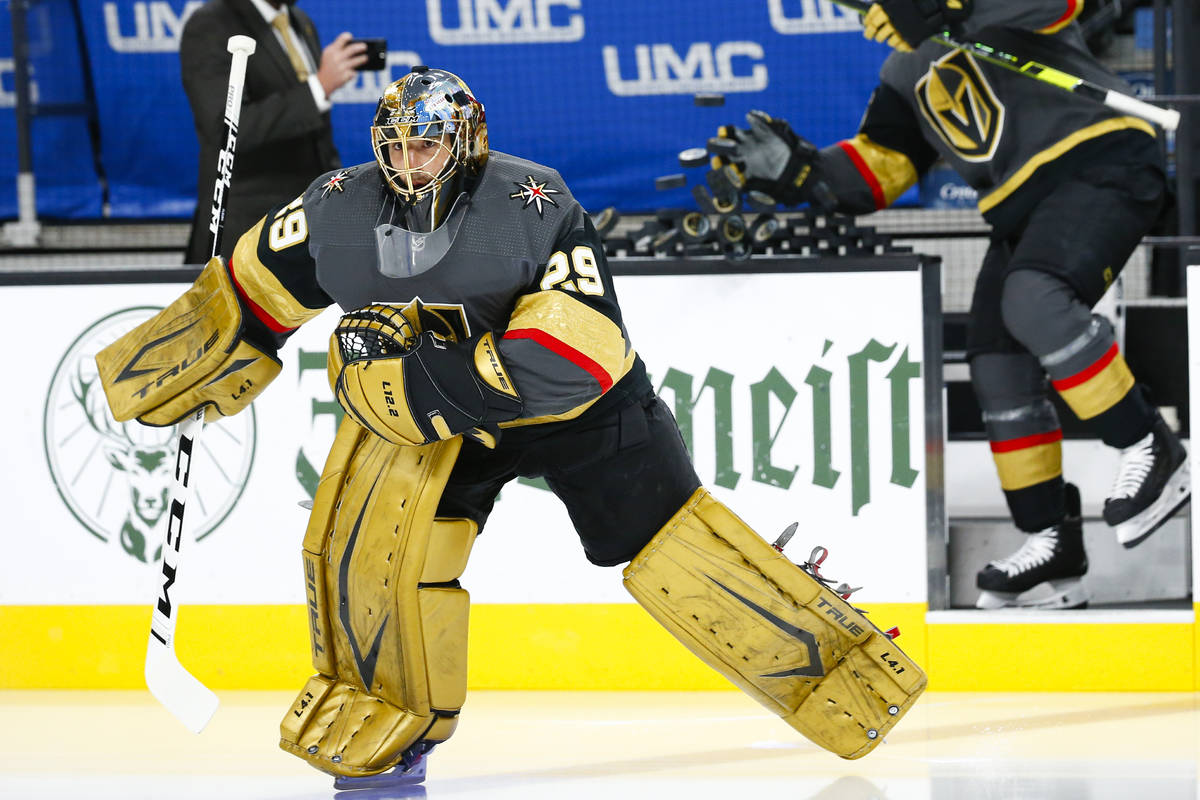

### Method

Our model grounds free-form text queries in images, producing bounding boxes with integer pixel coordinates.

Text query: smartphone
[350,38,387,72]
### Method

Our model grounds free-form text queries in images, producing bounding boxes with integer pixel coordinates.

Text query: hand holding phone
[349,38,387,72]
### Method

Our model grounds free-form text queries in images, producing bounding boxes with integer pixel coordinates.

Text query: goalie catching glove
[330,304,523,448]
[709,111,837,211]
[95,257,281,426]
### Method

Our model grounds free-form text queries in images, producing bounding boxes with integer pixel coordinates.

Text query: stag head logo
[43,308,256,561]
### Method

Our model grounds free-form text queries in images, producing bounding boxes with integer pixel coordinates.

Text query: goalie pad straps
[623,488,927,759]
[281,416,473,778]
[95,257,282,426]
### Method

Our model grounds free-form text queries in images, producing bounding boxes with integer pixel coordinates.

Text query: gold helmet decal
[915,50,1004,162]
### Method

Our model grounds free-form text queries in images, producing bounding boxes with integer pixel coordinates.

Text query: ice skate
[332,742,433,791]
[1103,414,1190,549]
[976,484,1089,609]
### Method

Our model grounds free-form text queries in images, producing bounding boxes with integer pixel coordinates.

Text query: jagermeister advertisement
[4,269,930,607]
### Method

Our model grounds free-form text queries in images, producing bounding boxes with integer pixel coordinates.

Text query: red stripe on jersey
[228,257,295,334]
[503,328,614,393]
[838,140,886,210]
[989,429,1063,454]
[1045,0,1080,31]
[1051,343,1118,391]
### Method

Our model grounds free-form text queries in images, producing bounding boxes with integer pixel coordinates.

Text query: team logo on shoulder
[321,168,355,198]
[509,175,560,217]
[914,50,1004,162]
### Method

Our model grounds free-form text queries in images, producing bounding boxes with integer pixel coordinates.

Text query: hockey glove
[709,110,837,210]
[331,307,523,448]
[863,0,973,51]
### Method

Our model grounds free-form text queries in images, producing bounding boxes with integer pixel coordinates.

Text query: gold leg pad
[280,674,434,778]
[623,488,926,759]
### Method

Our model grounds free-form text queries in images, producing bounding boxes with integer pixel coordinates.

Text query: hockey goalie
[95,67,926,789]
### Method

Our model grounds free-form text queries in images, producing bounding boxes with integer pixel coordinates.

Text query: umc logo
[427,0,584,44]
[104,1,203,53]
[603,41,767,96]
[0,59,40,108]
[768,0,862,34]
[43,308,255,563]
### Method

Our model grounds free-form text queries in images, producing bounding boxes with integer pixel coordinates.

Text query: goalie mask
[371,68,488,206]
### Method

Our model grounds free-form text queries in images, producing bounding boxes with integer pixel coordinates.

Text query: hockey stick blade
[145,636,219,734]
[145,410,219,733]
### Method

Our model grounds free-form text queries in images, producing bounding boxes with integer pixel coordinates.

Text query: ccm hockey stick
[144,34,256,734]
[834,0,1180,132]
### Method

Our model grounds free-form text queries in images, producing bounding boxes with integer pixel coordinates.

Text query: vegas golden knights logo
[394,297,471,342]
[915,49,1004,162]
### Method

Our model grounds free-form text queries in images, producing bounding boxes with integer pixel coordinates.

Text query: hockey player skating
[710,0,1190,610]
[94,68,925,788]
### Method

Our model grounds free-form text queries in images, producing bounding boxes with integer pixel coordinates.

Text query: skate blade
[977,578,1088,610]
[1117,462,1191,549]
[333,760,427,791]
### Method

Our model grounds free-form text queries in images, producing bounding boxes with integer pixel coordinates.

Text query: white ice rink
[2,690,1197,800]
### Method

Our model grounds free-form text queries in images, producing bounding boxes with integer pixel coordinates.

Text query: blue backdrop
[0,0,893,220]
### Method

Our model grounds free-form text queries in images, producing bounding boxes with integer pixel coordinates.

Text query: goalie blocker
[95,257,281,426]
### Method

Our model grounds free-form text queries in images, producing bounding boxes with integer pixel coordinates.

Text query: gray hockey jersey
[226,151,649,427]
[815,0,1161,233]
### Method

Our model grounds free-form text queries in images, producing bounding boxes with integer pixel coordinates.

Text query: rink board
[4,257,1198,691]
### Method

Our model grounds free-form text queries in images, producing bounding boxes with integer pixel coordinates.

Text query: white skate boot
[1103,414,1190,549]
[976,484,1089,609]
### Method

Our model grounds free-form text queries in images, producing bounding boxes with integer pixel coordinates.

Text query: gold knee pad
[623,489,927,759]
[280,416,474,778]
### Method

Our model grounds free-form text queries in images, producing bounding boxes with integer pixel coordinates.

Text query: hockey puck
[706,137,739,156]
[654,173,687,191]
[680,211,712,242]
[746,190,777,212]
[691,184,716,214]
[678,147,709,168]
[711,192,739,215]
[591,206,620,236]
[749,214,779,244]
[723,240,751,262]
[694,92,725,107]
[718,213,747,244]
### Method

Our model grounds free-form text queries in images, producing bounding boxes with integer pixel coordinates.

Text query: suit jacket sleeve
[180,7,328,151]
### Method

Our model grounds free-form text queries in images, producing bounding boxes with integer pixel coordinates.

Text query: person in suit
[181,0,367,263]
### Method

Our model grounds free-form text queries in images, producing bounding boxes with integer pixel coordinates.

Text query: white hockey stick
[144,34,256,734]
[834,0,1181,132]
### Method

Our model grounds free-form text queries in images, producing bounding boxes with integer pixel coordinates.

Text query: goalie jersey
[816,0,1162,234]
[227,150,649,435]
